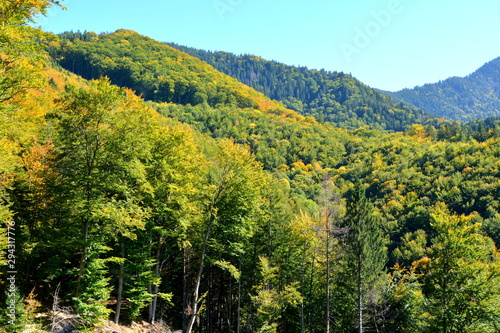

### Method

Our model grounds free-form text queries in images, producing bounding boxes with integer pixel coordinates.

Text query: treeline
[390,57,500,121]
[1,3,500,333]
[166,43,431,131]
[406,116,500,142]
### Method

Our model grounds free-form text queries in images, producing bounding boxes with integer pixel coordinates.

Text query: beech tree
[416,203,500,332]
[0,0,63,271]
[141,123,207,324]
[186,139,267,333]
[47,79,156,326]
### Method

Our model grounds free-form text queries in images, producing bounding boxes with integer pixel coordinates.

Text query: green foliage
[385,265,426,332]
[250,257,302,333]
[144,122,206,245]
[154,102,345,171]
[0,0,62,25]
[121,250,155,321]
[393,230,427,267]
[416,204,500,332]
[205,139,267,254]
[341,181,387,332]
[0,287,25,333]
[73,251,113,328]
[46,78,152,292]
[0,0,62,273]
[344,182,387,283]
[168,44,432,131]
[0,0,62,104]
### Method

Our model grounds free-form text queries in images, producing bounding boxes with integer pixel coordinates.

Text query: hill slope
[166,43,431,131]
[390,57,500,121]
[48,30,285,112]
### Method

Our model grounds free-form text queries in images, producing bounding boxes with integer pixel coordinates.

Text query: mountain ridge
[166,42,431,131]
[389,57,500,121]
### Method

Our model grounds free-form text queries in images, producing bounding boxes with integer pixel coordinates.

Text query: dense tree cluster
[1,5,500,333]
[405,117,500,143]
[390,57,500,121]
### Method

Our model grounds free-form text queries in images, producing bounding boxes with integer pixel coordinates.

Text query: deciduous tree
[416,203,500,332]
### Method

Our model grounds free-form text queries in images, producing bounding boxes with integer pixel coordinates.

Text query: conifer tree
[344,181,387,333]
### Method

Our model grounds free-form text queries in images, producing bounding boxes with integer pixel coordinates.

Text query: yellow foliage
[371,153,384,170]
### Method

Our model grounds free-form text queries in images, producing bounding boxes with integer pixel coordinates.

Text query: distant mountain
[166,43,431,131]
[389,57,500,121]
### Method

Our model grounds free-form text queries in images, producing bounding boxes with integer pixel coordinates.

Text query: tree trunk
[186,209,216,333]
[358,253,363,333]
[148,231,153,322]
[301,252,306,333]
[76,218,89,297]
[150,241,162,323]
[308,249,316,333]
[237,260,242,333]
[326,218,331,333]
[115,241,125,324]
[183,246,189,333]
[207,265,212,333]
[228,272,232,331]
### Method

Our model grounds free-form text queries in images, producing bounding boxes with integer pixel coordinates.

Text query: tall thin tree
[344,181,386,333]
[317,180,342,333]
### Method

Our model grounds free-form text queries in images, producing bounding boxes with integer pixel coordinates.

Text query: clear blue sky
[36,0,500,91]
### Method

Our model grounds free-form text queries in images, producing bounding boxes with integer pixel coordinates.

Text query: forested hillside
[1,2,500,333]
[390,57,500,121]
[47,30,285,112]
[166,43,431,131]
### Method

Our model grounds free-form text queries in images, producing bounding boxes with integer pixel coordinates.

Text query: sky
[35,0,500,91]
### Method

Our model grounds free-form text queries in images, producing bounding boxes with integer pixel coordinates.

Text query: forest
[1,1,500,333]
[165,42,431,132]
